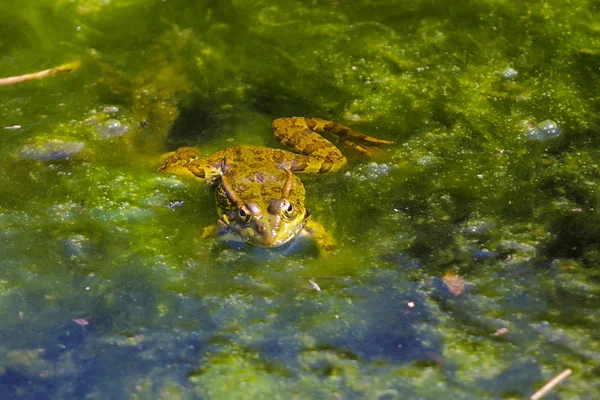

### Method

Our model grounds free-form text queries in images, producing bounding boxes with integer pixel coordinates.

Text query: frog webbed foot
[340,132,395,156]
[308,118,394,157]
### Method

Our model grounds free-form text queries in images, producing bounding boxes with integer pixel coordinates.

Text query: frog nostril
[257,224,266,233]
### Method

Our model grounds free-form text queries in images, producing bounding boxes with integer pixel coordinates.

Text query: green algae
[1,0,600,398]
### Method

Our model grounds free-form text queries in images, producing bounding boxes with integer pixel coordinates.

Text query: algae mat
[1,0,599,398]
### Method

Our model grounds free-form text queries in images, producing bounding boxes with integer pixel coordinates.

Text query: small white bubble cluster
[501,67,518,79]
[350,162,395,182]
[525,119,562,141]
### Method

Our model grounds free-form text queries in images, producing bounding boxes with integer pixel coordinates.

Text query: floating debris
[443,272,465,296]
[19,139,85,161]
[494,327,509,336]
[4,125,21,131]
[530,368,572,400]
[72,318,89,327]
[72,318,89,332]
[0,61,80,85]
[308,279,321,291]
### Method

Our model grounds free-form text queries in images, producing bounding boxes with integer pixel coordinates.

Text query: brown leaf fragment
[72,318,89,329]
[443,272,465,296]
[494,327,509,336]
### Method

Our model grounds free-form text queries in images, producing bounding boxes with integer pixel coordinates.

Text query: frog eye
[283,202,295,219]
[237,207,251,224]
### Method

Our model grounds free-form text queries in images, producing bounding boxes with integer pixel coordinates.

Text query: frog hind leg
[308,117,394,156]
[158,147,223,184]
[273,117,393,161]
[271,117,347,174]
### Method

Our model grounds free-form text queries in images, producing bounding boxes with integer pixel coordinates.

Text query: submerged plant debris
[1,0,599,398]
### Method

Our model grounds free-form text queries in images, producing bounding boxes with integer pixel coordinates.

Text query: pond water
[1,0,600,398]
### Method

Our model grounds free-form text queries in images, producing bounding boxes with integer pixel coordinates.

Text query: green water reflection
[1,0,599,398]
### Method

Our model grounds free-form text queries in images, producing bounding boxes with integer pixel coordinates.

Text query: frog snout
[254,221,278,246]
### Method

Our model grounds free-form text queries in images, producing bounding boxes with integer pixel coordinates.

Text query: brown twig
[530,368,572,400]
[0,61,80,85]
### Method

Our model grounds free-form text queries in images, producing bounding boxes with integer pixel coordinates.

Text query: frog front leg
[304,219,336,256]
[199,217,231,238]
[200,224,219,239]
[158,146,224,184]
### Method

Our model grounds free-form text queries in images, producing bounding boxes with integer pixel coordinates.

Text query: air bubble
[96,118,129,138]
[525,119,562,141]
[102,105,120,113]
[502,67,518,79]
[418,154,435,166]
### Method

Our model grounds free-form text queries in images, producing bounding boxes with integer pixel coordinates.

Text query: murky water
[1,0,599,398]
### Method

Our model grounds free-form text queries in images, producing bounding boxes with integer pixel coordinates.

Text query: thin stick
[302,275,350,280]
[530,368,572,400]
[308,279,321,291]
[0,61,80,85]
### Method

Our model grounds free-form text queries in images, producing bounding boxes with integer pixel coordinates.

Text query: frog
[158,116,393,254]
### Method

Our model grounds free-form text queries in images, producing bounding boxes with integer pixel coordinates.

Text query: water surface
[1,0,599,398]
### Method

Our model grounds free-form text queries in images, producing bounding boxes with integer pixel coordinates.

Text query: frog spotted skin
[158,117,393,253]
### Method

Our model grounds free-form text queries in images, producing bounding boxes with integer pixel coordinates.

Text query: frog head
[218,169,310,247]
[221,198,309,247]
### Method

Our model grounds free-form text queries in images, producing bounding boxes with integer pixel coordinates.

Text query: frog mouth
[253,216,308,248]
[218,217,307,248]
